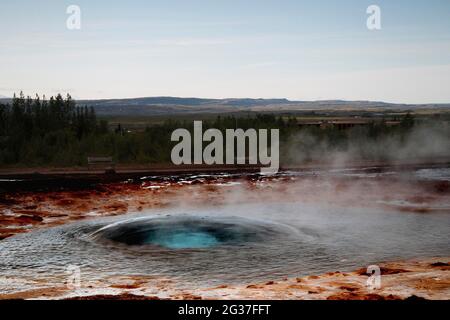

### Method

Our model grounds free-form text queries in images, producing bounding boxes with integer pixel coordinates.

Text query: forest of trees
[0,93,107,166]
[0,92,444,167]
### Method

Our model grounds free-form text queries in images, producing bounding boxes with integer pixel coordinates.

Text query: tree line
[1,92,443,167]
[0,92,107,166]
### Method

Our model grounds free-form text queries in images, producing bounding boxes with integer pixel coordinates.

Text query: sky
[0,0,449,103]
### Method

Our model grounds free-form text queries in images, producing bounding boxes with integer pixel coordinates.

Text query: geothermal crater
[89,215,287,250]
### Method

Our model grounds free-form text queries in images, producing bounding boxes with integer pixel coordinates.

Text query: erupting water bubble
[149,230,219,249]
[89,215,285,250]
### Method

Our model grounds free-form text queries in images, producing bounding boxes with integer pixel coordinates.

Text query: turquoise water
[148,230,219,249]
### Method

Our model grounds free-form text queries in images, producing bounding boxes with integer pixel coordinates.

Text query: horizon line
[1,94,450,106]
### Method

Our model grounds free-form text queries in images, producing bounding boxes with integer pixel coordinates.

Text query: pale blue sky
[1,0,449,103]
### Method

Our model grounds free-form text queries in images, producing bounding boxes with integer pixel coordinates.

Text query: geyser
[89,215,284,250]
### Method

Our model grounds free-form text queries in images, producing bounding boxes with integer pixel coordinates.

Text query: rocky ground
[0,258,448,300]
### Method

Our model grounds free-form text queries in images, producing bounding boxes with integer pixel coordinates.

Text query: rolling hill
[2,96,449,116]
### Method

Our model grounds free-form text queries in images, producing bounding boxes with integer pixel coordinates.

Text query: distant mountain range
[76,97,450,116]
[1,96,449,116]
